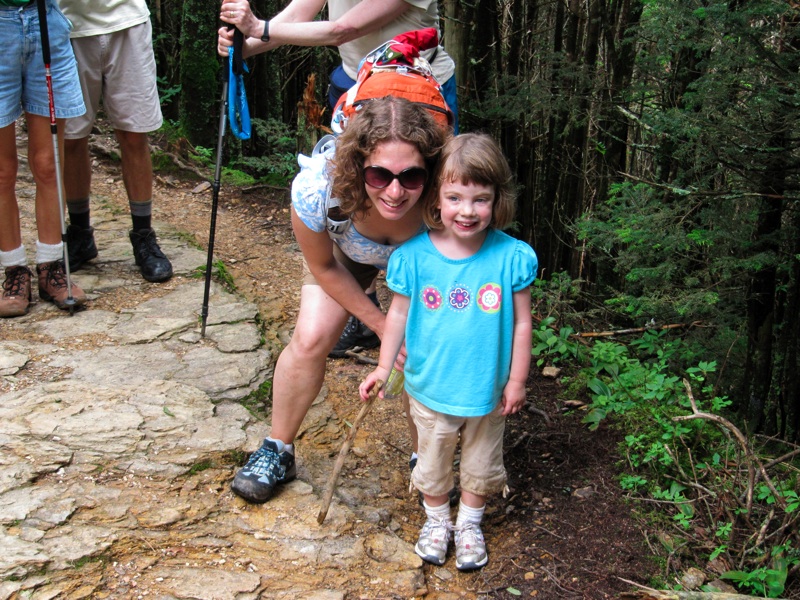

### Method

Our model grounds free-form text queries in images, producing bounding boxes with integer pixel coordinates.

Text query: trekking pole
[37,0,76,315]
[317,381,383,524]
[201,27,245,337]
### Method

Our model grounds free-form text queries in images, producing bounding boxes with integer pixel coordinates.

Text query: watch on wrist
[261,19,270,42]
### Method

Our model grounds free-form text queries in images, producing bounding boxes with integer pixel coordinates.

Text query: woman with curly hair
[231,96,449,504]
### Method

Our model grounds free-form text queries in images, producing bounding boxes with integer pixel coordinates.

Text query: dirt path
[93,130,657,598]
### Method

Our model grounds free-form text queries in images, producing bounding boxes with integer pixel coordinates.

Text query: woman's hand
[217,0,264,43]
[393,342,408,372]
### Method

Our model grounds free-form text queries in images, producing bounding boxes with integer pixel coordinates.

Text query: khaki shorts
[409,396,507,498]
[301,243,379,291]
[64,21,162,138]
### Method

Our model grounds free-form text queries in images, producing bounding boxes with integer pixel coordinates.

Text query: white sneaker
[454,521,488,570]
[414,516,451,565]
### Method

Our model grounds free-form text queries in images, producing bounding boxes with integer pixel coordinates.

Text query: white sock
[35,240,64,264]
[266,437,294,455]
[0,245,27,268]
[423,500,452,523]
[456,500,485,527]
[410,452,419,463]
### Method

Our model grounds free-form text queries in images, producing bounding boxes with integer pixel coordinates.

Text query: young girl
[359,133,538,570]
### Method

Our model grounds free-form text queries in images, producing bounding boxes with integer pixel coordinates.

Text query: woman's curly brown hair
[330,96,450,220]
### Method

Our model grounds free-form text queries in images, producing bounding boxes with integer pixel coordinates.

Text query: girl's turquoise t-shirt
[387,228,538,417]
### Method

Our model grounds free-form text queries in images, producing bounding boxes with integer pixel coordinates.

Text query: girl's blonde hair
[423,133,516,230]
[330,96,450,220]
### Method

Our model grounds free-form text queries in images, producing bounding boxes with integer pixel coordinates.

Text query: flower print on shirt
[478,283,502,313]
[421,286,443,310]
[449,285,471,311]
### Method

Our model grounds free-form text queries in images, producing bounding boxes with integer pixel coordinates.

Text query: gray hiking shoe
[454,521,488,570]
[231,439,296,503]
[414,515,452,566]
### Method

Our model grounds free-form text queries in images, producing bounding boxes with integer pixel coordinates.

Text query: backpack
[331,28,453,133]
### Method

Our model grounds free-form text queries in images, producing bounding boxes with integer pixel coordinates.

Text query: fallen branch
[343,350,378,365]
[575,321,702,339]
[242,183,290,194]
[527,404,552,425]
[673,380,784,513]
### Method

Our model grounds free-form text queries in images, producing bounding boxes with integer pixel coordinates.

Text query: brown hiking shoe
[0,266,33,318]
[36,260,87,310]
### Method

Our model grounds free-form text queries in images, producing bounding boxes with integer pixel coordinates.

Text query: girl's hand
[499,380,527,416]
[359,368,390,401]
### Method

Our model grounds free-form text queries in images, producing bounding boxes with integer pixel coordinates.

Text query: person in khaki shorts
[360,134,538,571]
[56,0,172,283]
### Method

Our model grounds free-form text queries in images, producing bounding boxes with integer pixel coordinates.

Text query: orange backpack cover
[331,28,453,132]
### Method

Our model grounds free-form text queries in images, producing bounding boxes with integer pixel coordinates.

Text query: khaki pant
[410,396,507,498]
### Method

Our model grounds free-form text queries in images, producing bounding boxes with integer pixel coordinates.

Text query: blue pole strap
[228,47,251,140]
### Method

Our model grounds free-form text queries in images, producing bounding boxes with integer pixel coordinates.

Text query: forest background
[145,0,799,596]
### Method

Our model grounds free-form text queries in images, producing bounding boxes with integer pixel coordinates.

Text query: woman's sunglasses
[363,165,427,190]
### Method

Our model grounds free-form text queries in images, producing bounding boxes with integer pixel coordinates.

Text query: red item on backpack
[331,28,453,133]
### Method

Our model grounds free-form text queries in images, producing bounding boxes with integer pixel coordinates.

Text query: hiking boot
[0,266,33,318]
[66,224,98,271]
[454,521,488,570]
[410,457,459,507]
[328,315,380,357]
[129,228,173,282]
[414,515,452,566]
[231,439,297,503]
[37,261,87,310]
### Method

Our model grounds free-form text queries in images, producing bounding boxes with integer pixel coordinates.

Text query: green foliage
[231,118,299,187]
[537,308,800,594]
[531,316,583,368]
[192,259,235,293]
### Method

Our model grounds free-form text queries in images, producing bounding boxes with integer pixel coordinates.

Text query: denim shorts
[0,0,85,128]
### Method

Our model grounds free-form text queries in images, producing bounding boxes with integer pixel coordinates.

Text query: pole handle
[37,0,51,65]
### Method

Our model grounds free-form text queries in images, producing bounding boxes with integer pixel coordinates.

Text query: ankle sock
[130,200,152,231]
[423,499,452,523]
[266,437,294,455]
[35,241,64,264]
[67,197,91,229]
[456,501,485,527]
[0,245,27,268]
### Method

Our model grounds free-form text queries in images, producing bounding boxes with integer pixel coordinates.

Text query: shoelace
[137,233,168,259]
[455,522,484,548]
[3,267,30,296]
[244,445,284,478]
[341,316,361,336]
[41,262,68,290]
[421,516,452,547]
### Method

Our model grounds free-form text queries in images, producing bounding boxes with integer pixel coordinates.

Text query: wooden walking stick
[317,381,383,524]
